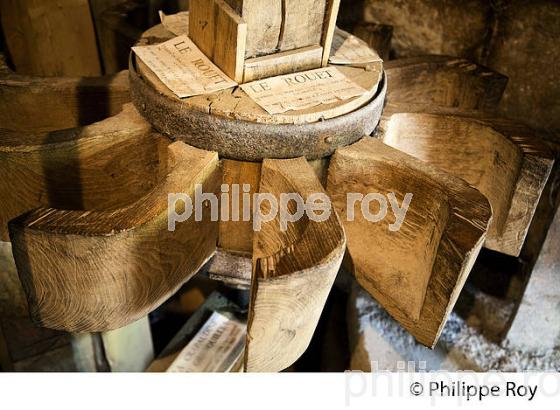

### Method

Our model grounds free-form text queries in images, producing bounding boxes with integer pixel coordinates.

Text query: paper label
[132,35,237,98]
[240,67,367,115]
[330,30,383,65]
[167,312,246,372]
[159,11,189,36]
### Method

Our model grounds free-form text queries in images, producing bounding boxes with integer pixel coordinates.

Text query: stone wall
[342,0,560,136]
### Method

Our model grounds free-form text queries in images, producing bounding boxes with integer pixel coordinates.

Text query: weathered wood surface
[328,138,491,347]
[0,0,101,77]
[0,53,130,133]
[217,158,330,256]
[243,45,323,83]
[384,56,508,111]
[0,105,163,242]
[189,0,247,82]
[133,24,383,124]
[378,103,555,257]
[245,158,345,371]
[9,142,220,332]
[224,0,329,59]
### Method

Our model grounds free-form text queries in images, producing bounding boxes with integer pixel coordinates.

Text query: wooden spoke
[0,53,129,133]
[328,138,492,347]
[0,104,165,242]
[245,158,346,371]
[9,142,220,332]
[384,56,508,110]
[379,104,555,256]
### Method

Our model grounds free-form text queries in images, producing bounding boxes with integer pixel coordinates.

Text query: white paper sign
[330,29,383,65]
[166,312,246,372]
[132,35,237,98]
[240,66,367,115]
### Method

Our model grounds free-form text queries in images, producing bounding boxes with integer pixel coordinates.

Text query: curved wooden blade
[245,158,345,372]
[379,104,555,256]
[0,104,164,242]
[385,56,508,110]
[328,138,491,347]
[0,53,129,133]
[9,142,220,332]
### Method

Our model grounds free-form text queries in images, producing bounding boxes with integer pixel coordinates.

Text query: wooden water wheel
[0,3,554,372]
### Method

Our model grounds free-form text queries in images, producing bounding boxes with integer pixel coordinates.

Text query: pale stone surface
[506,205,560,352]
[348,284,560,371]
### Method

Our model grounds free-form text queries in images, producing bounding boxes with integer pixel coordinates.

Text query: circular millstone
[129,24,386,161]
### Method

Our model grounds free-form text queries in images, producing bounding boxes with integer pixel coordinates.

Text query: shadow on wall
[346,0,560,137]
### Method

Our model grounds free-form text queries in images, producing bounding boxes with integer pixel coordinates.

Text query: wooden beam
[321,0,341,66]
[379,103,555,256]
[189,0,247,82]
[384,56,508,110]
[0,105,163,242]
[0,53,129,133]
[245,158,345,371]
[9,142,220,332]
[0,0,101,77]
[328,138,491,347]
[243,46,323,82]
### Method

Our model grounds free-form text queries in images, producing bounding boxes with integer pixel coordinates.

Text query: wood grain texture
[225,0,282,58]
[0,53,130,133]
[321,0,341,66]
[9,142,220,332]
[245,158,345,371]
[243,46,323,82]
[218,158,330,255]
[131,25,386,161]
[189,0,247,82]
[384,56,508,111]
[0,105,164,242]
[0,0,101,77]
[379,104,555,257]
[328,138,491,347]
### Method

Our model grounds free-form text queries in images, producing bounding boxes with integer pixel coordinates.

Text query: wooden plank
[379,103,555,256]
[219,159,262,254]
[328,138,491,347]
[0,0,101,76]
[9,142,220,332]
[321,0,341,66]
[189,0,247,82]
[227,0,282,58]
[281,0,328,52]
[243,45,323,82]
[0,105,164,242]
[0,52,130,133]
[384,56,508,111]
[245,158,345,371]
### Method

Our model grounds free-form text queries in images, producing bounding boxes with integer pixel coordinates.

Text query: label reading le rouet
[166,311,246,373]
[132,35,237,98]
[240,67,368,115]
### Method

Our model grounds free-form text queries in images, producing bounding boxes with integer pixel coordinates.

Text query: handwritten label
[132,35,237,98]
[159,11,189,36]
[330,29,383,65]
[240,66,367,115]
[167,312,245,372]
